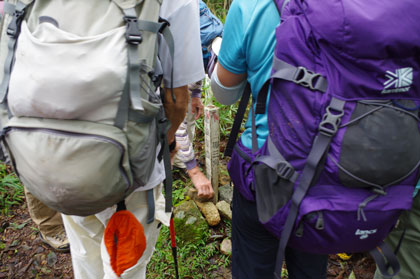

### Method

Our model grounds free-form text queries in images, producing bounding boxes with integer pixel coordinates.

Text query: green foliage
[172,169,188,206]
[204,0,232,23]
[147,225,229,279]
[0,164,24,215]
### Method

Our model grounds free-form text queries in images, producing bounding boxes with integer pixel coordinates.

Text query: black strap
[116,200,127,211]
[156,110,173,213]
[273,97,345,279]
[370,242,401,278]
[224,83,251,157]
[146,189,155,224]
[255,80,270,114]
[394,228,406,255]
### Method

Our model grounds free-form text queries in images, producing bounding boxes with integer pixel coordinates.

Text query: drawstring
[357,194,379,221]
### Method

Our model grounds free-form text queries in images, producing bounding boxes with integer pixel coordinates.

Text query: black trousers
[231,187,328,279]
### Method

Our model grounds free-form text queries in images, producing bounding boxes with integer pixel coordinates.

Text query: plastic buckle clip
[158,17,170,33]
[319,105,344,136]
[7,9,25,38]
[124,16,142,45]
[293,66,321,91]
[276,162,294,180]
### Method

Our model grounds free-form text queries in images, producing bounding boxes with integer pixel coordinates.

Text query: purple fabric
[227,140,268,202]
[190,89,201,99]
[250,0,420,255]
[185,158,197,171]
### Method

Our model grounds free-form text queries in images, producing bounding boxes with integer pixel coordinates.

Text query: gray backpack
[0,0,174,216]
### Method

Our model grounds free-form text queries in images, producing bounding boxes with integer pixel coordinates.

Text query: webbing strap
[114,76,130,129]
[3,2,16,15]
[156,109,172,213]
[162,129,173,213]
[123,8,144,111]
[256,57,328,115]
[250,102,258,153]
[273,97,345,279]
[146,189,155,224]
[158,18,175,102]
[0,1,31,104]
[224,83,251,157]
[272,57,328,92]
[370,242,401,278]
[255,137,298,183]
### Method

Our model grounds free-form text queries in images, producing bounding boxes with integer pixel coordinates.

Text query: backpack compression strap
[273,97,345,279]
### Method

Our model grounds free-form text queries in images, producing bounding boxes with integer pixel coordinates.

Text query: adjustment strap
[370,242,401,278]
[146,189,155,224]
[158,17,175,103]
[114,75,130,129]
[273,97,345,279]
[256,57,328,115]
[254,137,298,183]
[123,8,144,111]
[157,109,172,213]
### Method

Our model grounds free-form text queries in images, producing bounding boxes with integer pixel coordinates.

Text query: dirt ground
[0,199,376,279]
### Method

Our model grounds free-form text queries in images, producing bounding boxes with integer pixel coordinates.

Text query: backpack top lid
[303,0,420,59]
[276,0,420,100]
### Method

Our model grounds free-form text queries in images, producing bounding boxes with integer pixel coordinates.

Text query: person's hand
[187,166,214,200]
[191,97,204,120]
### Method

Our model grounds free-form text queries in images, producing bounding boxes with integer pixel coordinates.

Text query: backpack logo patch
[382,67,413,94]
[355,229,377,240]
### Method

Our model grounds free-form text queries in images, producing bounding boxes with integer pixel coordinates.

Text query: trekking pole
[169,215,180,279]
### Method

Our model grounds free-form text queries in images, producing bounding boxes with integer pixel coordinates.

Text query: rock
[195,201,221,226]
[186,187,211,202]
[216,201,232,220]
[218,184,233,205]
[33,254,45,266]
[220,238,232,256]
[47,252,57,266]
[173,200,208,246]
[35,247,44,254]
[21,245,32,251]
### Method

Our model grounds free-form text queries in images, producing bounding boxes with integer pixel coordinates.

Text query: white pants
[62,184,170,279]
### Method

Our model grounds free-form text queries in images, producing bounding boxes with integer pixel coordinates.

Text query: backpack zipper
[295,211,324,237]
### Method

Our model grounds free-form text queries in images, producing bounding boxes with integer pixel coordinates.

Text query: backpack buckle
[276,162,294,180]
[158,17,170,33]
[124,16,143,45]
[293,66,321,91]
[319,105,344,136]
[7,9,25,38]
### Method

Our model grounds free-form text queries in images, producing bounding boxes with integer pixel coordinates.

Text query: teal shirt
[414,180,420,197]
[218,0,280,149]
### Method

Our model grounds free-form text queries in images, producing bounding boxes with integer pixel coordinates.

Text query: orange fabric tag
[104,210,146,277]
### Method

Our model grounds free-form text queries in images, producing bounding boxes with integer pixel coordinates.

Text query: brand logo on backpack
[355,229,377,240]
[382,67,413,94]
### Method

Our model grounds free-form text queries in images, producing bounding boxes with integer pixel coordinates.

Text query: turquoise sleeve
[217,0,248,74]
[414,180,420,197]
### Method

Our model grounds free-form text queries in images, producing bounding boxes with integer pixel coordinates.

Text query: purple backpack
[226,0,420,278]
